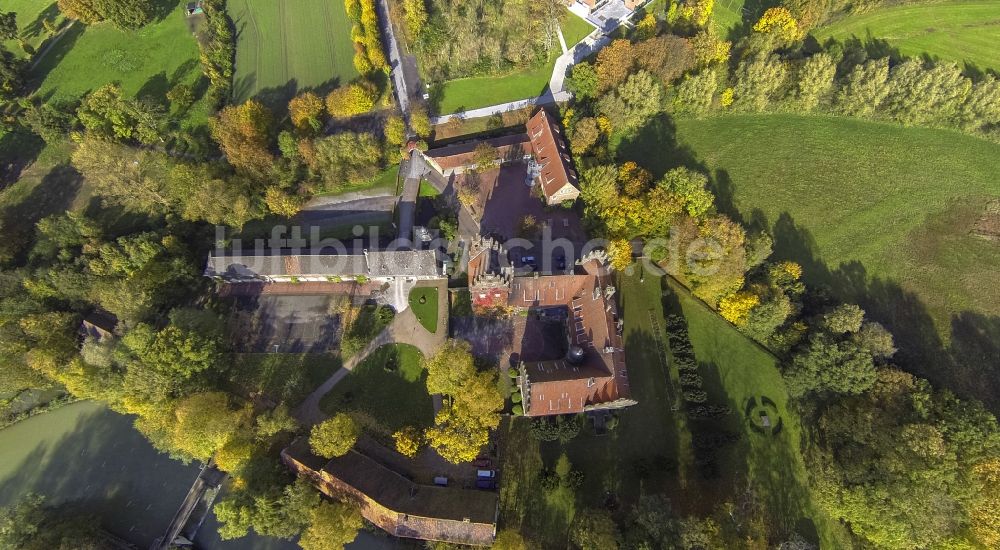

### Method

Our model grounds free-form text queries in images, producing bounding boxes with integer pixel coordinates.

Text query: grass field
[434,16,594,114]
[667,278,846,547]
[228,353,341,404]
[3,0,64,57]
[31,1,206,121]
[812,1,1000,72]
[228,0,359,105]
[616,112,1000,409]
[320,344,432,436]
[314,164,400,197]
[407,287,439,333]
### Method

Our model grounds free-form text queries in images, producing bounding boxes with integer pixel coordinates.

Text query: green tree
[784,335,876,397]
[960,76,1000,132]
[310,414,360,458]
[822,303,864,334]
[884,60,970,126]
[121,322,221,401]
[255,404,299,440]
[571,116,600,156]
[0,13,17,41]
[795,53,836,111]
[0,494,108,550]
[72,136,173,213]
[567,62,599,100]
[402,0,427,39]
[571,508,621,550]
[423,339,476,396]
[493,529,528,550]
[837,57,891,118]
[298,501,363,550]
[77,84,164,144]
[311,131,383,191]
[674,69,718,116]
[659,167,714,218]
[733,55,787,112]
[57,0,103,23]
[92,0,153,29]
[597,70,662,132]
[168,391,252,461]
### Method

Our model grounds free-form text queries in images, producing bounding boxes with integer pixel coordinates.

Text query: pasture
[617,113,1000,410]
[228,0,359,106]
[812,1,1000,72]
[31,1,204,110]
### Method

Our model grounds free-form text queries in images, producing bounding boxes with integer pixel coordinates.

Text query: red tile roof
[526,109,579,203]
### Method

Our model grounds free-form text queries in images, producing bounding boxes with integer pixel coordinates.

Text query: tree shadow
[26,21,84,90]
[1,162,83,265]
[137,71,171,105]
[768,210,1000,413]
[0,129,45,186]
[21,2,60,40]
[615,113,707,179]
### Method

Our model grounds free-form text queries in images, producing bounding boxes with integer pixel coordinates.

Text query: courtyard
[228,294,347,353]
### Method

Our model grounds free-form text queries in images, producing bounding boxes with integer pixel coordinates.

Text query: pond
[0,401,402,549]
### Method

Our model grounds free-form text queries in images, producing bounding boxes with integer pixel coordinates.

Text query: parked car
[477,469,496,479]
[433,476,448,486]
[476,479,496,490]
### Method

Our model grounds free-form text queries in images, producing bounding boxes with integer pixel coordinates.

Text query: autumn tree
[57,0,102,23]
[719,290,760,327]
[154,392,251,462]
[392,426,424,457]
[325,80,377,118]
[410,103,432,137]
[674,69,718,116]
[310,414,360,458]
[472,142,499,170]
[634,35,695,84]
[608,239,632,271]
[595,39,636,92]
[493,529,529,550]
[384,114,406,146]
[402,0,427,39]
[689,29,731,67]
[298,501,363,550]
[210,99,275,177]
[659,166,714,218]
[289,91,326,134]
[748,7,800,52]
[571,116,600,156]
[264,186,306,218]
[423,340,476,396]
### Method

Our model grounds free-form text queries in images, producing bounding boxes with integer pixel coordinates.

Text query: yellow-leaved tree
[718,290,760,327]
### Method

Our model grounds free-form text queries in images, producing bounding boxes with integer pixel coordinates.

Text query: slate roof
[204,249,440,279]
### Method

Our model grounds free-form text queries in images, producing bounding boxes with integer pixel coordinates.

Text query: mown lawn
[31,1,209,126]
[3,0,64,57]
[314,164,400,197]
[561,12,594,47]
[228,0,359,105]
[667,278,848,547]
[812,0,1000,72]
[320,344,433,436]
[408,286,439,333]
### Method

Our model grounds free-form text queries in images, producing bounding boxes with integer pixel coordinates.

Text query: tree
[166,83,196,112]
[392,425,423,457]
[0,12,17,41]
[836,57,890,118]
[719,291,759,326]
[311,131,383,190]
[264,186,306,218]
[634,35,696,84]
[674,69,718,116]
[410,103,432,137]
[169,392,252,461]
[384,114,406,146]
[77,83,164,144]
[20,100,77,143]
[784,335,876,397]
[795,53,836,111]
[402,0,427,39]
[732,55,787,112]
[493,529,528,550]
[689,29,731,67]
[298,501,363,550]
[571,508,621,550]
[0,494,108,550]
[749,7,800,52]
[960,76,1000,132]
[57,0,103,23]
[423,339,476,396]
[210,99,275,177]
[822,304,864,334]
[425,406,491,463]
[289,91,326,134]
[215,433,256,473]
[571,117,600,156]
[255,404,299,440]
[567,61,599,100]
[310,414,360,458]
[608,239,632,271]
[659,167,714,218]
[884,60,970,126]
[325,80,377,118]
[472,142,498,170]
[165,163,258,227]
[597,70,662,132]
[854,321,896,358]
[92,0,153,30]
[595,39,635,92]
[71,136,173,214]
